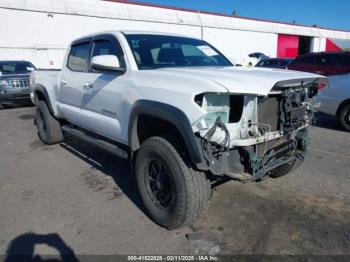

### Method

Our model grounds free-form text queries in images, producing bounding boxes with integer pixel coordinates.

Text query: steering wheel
[186,58,206,66]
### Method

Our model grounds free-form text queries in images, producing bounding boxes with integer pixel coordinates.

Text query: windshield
[125,34,232,70]
[0,61,36,75]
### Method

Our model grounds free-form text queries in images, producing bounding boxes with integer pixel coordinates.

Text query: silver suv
[0,61,36,109]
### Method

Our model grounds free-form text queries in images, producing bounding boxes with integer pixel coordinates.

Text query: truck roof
[71,30,200,44]
[121,30,191,37]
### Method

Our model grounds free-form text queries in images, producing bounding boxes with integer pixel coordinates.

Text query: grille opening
[258,88,309,132]
[9,79,30,88]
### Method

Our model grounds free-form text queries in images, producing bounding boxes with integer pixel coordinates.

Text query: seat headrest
[157,48,184,63]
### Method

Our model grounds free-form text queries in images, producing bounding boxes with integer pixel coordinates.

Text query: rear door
[323,53,350,101]
[59,38,93,127]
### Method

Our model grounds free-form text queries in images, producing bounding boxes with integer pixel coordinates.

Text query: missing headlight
[229,95,244,123]
[194,93,244,124]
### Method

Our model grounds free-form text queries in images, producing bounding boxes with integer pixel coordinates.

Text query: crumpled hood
[158,67,326,95]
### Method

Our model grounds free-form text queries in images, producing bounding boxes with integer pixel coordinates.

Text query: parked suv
[0,60,36,109]
[288,52,350,131]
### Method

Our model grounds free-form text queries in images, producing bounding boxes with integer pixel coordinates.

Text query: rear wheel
[338,103,350,131]
[0,104,4,110]
[35,101,63,144]
[135,136,211,230]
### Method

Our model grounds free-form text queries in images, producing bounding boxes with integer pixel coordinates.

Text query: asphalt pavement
[0,107,349,257]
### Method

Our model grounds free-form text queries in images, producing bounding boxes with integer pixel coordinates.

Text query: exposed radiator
[257,95,280,132]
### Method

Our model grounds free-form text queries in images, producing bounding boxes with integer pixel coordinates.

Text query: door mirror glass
[91,55,124,73]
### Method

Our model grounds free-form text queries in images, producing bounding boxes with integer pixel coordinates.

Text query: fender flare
[33,84,55,114]
[128,100,203,165]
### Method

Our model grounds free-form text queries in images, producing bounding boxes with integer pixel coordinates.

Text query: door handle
[83,82,93,90]
[60,80,67,86]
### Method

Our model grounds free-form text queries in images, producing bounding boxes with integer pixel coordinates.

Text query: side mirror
[91,55,124,73]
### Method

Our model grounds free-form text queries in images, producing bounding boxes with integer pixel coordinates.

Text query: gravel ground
[0,107,349,257]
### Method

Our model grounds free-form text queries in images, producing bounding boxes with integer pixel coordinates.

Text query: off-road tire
[35,101,63,144]
[269,156,304,178]
[338,103,350,132]
[135,136,211,230]
[269,160,296,178]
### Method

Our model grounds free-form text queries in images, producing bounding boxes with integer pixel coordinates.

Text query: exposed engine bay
[193,78,326,181]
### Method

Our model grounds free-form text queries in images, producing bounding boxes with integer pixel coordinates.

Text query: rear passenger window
[67,42,90,72]
[315,55,335,66]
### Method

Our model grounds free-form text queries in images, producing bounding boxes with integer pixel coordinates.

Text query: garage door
[277,34,299,58]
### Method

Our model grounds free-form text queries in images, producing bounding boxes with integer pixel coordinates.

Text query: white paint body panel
[30,70,62,116]
[156,67,320,95]
[31,31,324,147]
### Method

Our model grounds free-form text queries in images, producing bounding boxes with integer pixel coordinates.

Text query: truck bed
[30,69,61,104]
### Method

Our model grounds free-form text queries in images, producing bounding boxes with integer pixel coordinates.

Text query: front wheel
[135,136,211,230]
[338,103,350,131]
[268,160,298,178]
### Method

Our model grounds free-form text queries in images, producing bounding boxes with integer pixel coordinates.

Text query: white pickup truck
[30,31,328,229]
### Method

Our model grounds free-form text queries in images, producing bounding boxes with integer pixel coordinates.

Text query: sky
[130,0,350,31]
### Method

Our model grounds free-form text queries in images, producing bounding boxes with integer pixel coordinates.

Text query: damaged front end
[193,78,328,181]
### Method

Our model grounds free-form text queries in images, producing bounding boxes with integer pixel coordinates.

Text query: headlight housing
[0,80,9,87]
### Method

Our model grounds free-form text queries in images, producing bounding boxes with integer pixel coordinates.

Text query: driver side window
[93,40,117,56]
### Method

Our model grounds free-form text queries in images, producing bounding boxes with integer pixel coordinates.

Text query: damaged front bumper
[241,128,309,180]
[195,124,309,181]
[192,80,321,181]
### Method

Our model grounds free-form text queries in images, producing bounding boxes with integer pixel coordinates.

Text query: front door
[59,35,128,143]
[75,36,128,143]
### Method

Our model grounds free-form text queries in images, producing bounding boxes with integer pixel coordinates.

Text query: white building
[1,0,349,68]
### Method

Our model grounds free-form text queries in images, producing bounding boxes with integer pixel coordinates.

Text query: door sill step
[61,125,128,160]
